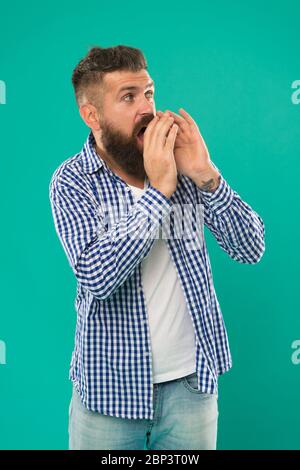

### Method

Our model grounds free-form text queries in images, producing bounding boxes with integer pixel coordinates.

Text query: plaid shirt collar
[81,130,105,174]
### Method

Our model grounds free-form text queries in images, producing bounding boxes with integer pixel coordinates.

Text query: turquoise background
[0,0,300,450]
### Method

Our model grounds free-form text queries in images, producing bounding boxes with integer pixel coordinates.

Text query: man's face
[96,69,156,179]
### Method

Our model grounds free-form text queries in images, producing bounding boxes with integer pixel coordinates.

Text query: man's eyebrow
[117,80,155,96]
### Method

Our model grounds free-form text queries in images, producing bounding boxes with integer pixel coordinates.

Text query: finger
[147,113,173,147]
[152,115,175,148]
[165,123,179,150]
[157,110,183,122]
[156,110,175,121]
[144,113,168,153]
[157,108,193,125]
[178,108,197,126]
[147,113,170,138]
[143,115,159,148]
[157,110,187,133]
[156,110,171,118]
[144,115,158,133]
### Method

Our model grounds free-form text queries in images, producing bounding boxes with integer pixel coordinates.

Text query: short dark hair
[71,45,148,108]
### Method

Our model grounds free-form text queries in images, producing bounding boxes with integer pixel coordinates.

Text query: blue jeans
[68,372,219,450]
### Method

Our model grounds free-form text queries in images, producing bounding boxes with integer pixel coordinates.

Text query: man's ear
[79,103,101,131]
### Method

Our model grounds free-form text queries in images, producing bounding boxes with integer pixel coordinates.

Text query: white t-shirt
[128,179,196,383]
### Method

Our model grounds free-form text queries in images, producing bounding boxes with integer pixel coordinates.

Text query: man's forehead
[103,70,154,94]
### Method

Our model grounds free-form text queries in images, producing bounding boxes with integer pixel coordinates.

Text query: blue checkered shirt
[49,131,265,419]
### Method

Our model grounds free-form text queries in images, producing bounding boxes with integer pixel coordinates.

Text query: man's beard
[98,114,154,180]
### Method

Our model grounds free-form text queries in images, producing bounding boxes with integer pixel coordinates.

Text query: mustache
[133,114,156,136]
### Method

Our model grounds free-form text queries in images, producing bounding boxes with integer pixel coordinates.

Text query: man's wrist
[191,164,221,193]
[148,181,176,199]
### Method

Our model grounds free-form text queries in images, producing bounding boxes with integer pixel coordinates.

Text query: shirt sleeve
[197,165,265,264]
[49,174,172,300]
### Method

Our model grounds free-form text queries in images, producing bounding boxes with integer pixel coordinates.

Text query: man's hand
[156,108,221,192]
[143,112,179,198]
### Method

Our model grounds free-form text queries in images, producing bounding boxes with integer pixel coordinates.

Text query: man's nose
[138,96,155,115]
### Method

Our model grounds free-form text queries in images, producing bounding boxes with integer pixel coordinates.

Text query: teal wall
[1,0,300,450]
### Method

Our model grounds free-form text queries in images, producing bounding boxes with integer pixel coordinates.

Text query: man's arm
[49,174,172,300]
[193,164,265,264]
[191,163,221,193]
[156,107,265,264]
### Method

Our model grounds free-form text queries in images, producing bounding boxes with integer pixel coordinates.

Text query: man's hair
[71,45,147,109]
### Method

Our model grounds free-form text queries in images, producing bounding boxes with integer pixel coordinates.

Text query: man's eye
[146,90,154,97]
[123,93,134,102]
[122,91,154,102]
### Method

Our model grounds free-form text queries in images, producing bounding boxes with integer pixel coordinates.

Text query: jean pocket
[182,372,212,397]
